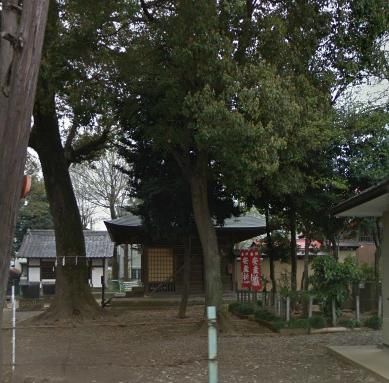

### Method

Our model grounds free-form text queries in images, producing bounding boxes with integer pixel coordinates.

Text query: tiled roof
[17,230,113,259]
[106,214,266,230]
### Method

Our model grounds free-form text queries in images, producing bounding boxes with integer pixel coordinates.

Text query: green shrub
[228,302,255,315]
[271,320,286,331]
[308,315,327,329]
[254,309,280,322]
[228,302,240,313]
[364,315,382,330]
[288,318,310,329]
[256,300,263,307]
[338,319,361,329]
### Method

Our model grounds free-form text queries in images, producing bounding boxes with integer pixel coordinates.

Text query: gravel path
[2,306,383,383]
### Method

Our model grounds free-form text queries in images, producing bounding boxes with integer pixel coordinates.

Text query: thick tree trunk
[0,0,49,376]
[190,171,223,310]
[178,236,192,318]
[265,206,276,294]
[110,205,119,280]
[30,89,99,319]
[112,246,119,280]
[289,208,297,293]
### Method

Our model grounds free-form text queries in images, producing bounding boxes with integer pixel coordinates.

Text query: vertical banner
[249,249,262,292]
[240,250,250,289]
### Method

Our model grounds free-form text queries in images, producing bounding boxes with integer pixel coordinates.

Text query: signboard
[240,250,250,289]
[240,249,261,290]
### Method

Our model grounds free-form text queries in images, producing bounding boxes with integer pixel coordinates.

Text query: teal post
[207,306,218,383]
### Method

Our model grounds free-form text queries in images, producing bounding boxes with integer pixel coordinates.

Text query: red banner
[240,250,250,289]
[240,249,261,291]
[249,249,262,291]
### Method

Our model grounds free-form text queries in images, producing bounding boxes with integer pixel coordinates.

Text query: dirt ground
[1,305,383,383]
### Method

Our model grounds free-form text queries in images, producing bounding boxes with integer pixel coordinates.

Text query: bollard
[12,283,16,372]
[276,293,281,317]
[355,295,360,322]
[286,296,290,322]
[378,295,383,318]
[308,295,313,318]
[207,306,218,383]
[332,299,337,327]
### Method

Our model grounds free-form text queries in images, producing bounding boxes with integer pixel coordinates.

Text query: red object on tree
[240,249,250,289]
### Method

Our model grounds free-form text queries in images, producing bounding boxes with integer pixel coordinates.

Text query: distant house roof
[104,214,267,245]
[17,230,113,259]
[334,178,389,217]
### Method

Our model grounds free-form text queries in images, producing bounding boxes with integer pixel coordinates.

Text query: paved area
[1,305,384,383]
[328,345,389,382]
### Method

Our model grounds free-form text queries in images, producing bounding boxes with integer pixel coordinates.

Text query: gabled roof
[17,230,113,259]
[334,178,389,217]
[104,214,267,245]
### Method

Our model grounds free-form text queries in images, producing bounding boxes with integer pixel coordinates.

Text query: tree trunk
[30,88,99,319]
[190,170,223,310]
[112,246,119,280]
[0,0,49,376]
[178,236,192,318]
[289,208,297,293]
[265,205,277,294]
[110,204,119,280]
[123,244,129,281]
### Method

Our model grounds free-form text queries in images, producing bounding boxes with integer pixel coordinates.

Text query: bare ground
[1,305,383,383]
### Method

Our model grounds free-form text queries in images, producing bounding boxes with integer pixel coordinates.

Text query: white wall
[29,267,40,282]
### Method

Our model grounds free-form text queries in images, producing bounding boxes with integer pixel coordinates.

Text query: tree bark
[289,208,297,293]
[178,236,192,318]
[112,246,119,280]
[265,205,277,294]
[0,0,49,376]
[189,162,223,311]
[30,88,99,319]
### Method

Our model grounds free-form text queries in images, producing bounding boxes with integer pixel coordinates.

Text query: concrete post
[355,295,360,323]
[207,306,218,383]
[308,295,313,318]
[382,211,389,345]
[286,296,290,322]
[332,299,337,327]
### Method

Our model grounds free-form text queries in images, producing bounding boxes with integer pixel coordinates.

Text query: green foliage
[271,320,286,331]
[338,319,361,329]
[360,263,376,282]
[254,309,281,322]
[228,302,255,316]
[311,255,362,314]
[308,315,327,329]
[364,315,382,330]
[287,318,310,329]
[14,178,53,251]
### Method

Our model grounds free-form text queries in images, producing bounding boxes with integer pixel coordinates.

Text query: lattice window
[147,248,174,282]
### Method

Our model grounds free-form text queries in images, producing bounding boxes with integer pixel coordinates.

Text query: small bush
[338,319,361,329]
[308,315,327,329]
[256,300,263,307]
[288,318,310,329]
[228,302,240,313]
[254,309,280,322]
[228,302,255,315]
[271,320,286,331]
[364,315,382,330]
